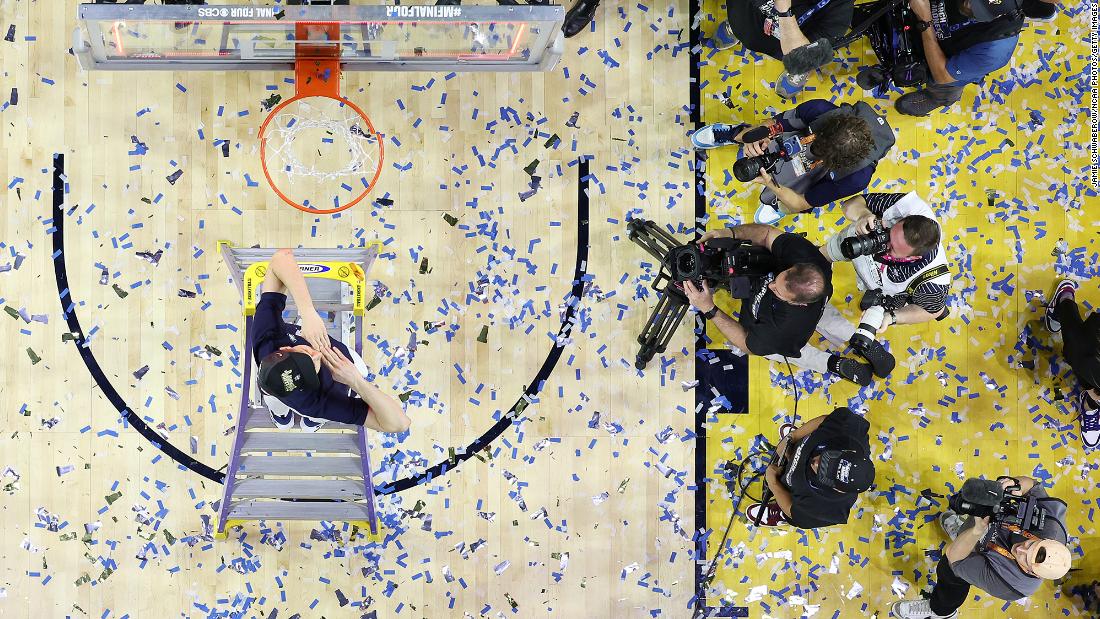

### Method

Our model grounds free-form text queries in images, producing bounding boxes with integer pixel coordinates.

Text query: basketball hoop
[258,23,384,215]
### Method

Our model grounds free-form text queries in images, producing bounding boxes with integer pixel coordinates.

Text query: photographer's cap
[970,0,1021,22]
[1027,539,1071,580]
[257,350,320,396]
[817,448,875,493]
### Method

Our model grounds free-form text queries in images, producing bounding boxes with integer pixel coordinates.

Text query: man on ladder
[254,248,410,434]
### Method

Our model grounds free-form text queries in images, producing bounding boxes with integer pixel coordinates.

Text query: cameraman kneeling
[892,476,1071,619]
[824,192,951,333]
[684,224,882,385]
[691,99,895,226]
[747,407,876,528]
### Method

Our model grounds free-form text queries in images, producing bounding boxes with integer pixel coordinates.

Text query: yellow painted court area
[699,0,1098,616]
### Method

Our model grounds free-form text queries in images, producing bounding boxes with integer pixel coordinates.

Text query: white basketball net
[262,96,379,182]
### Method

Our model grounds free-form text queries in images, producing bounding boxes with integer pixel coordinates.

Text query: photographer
[684,224,882,385]
[892,476,1071,619]
[705,0,855,99]
[746,407,876,528]
[823,192,951,333]
[691,99,895,225]
[857,0,1023,116]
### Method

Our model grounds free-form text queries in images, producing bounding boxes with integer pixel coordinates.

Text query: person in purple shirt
[252,248,410,434]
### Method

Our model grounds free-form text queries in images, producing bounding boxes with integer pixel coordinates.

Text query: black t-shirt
[781,407,871,528]
[738,233,832,357]
[251,292,369,425]
[726,0,855,61]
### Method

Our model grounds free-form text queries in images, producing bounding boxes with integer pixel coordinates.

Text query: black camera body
[667,238,774,299]
[948,477,1047,533]
[841,226,890,259]
[732,131,813,183]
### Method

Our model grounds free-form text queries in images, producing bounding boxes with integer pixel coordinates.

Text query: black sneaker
[856,66,888,90]
[853,340,896,378]
[1022,0,1057,21]
[828,355,872,386]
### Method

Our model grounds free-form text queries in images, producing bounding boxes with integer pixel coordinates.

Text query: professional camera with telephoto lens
[840,225,891,259]
[667,238,775,298]
[948,477,1048,533]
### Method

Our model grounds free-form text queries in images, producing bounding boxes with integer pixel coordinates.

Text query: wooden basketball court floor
[0,0,1095,618]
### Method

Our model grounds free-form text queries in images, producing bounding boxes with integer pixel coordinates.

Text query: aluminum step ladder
[215,242,383,540]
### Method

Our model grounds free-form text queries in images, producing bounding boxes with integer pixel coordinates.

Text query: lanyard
[985,524,1039,561]
[798,0,834,25]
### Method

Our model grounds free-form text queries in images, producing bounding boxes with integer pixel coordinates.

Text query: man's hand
[299,311,332,351]
[854,214,880,234]
[971,516,991,538]
[773,0,793,12]
[700,228,734,244]
[319,346,363,387]
[682,280,716,313]
[765,462,783,481]
[751,167,779,189]
[735,126,772,157]
[908,0,932,20]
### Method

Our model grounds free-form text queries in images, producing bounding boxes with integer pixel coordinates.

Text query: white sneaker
[939,510,966,541]
[269,408,295,430]
[890,598,958,619]
[690,123,744,150]
[299,415,327,432]
[754,201,786,225]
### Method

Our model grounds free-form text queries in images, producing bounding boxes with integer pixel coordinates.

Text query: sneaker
[856,66,888,90]
[753,201,786,225]
[852,339,896,378]
[890,599,958,619]
[828,355,873,386]
[775,71,809,100]
[895,89,944,117]
[690,123,743,150]
[1080,390,1100,449]
[268,406,295,430]
[745,501,789,527]
[1044,279,1078,333]
[299,414,327,432]
[939,509,966,541]
[1022,0,1058,21]
[706,21,739,51]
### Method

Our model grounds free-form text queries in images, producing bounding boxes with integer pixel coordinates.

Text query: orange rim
[258,92,384,215]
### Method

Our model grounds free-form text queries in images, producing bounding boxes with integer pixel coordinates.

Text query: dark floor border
[51,154,591,494]
[689,0,709,609]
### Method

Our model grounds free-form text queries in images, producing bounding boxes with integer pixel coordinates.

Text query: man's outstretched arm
[263,248,331,350]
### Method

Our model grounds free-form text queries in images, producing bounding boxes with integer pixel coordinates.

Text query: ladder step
[237,455,364,477]
[242,432,360,454]
[226,499,374,522]
[231,479,366,500]
[244,410,359,432]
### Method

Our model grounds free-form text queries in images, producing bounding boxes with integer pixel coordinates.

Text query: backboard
[74,3,565,72]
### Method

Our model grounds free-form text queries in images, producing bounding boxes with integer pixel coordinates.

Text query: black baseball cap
[257,350,320,396]
[816,443,875,493]
[969,0,1021,22]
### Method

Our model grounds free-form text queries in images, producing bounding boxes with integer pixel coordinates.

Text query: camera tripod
[626,219,695,370]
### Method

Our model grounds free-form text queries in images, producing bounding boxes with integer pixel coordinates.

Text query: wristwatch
[701,306,720,320]
[774,7,795,17]
[913,20,932,32]
[887,309,898,326]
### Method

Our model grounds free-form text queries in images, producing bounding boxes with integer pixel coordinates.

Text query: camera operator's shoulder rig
[807,102,895,179]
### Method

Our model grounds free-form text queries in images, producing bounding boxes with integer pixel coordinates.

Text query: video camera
[666,237,775,298]
[949,477,1048,534]
[626,220,776,368]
